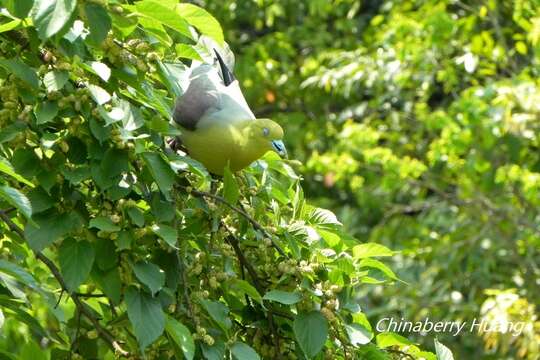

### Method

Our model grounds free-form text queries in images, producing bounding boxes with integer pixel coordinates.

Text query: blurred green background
[201,0,539,358]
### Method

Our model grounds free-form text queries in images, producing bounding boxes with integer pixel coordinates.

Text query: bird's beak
[271,140,288,158]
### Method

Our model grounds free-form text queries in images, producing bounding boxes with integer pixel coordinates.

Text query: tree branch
[186,187,286,256]
[0,210,129,357]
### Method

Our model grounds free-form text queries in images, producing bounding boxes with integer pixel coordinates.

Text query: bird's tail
[214,49,236,86]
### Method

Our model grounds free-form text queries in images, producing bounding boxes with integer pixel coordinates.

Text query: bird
[170,46,286,176]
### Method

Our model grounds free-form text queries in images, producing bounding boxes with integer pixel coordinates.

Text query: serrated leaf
[200,299,232,333]
[25,211,82,251]
[229,279,262,305]
[87,84,111,105]
[177,4,224,44]
[293,311,328,358]
[89,61,111,81]
[230,342,260,360]
[434,339,454,360]
[135,0,192,38]
[309,207,342,226]
[0,58,39,89]
[376,332,414,348]
[43,71,69,92]
[151,224,178,247]
[359,258,399,281]
[89,216,120,232]
[0,185,33,222]
[34,101,58,124]
[352,243,394,259]
[142,152,176,195]
[165,317,195,360]
[58,239,95,291]
[125,287,165,351]
[0,260,41,293]
[345,323,373,346]
[132,261,165,295]
[84,3,111,45]
[127,207,144,227]
[31,0,77,40]
[0,157,34,187]
[263,290,302,305]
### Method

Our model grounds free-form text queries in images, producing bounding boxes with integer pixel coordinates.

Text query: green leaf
[89,216,120,232]
[151,224,178,247]
[142,152,176,195]
[0,157,33,187]
[0,58,39,89]
[87,84,111,105]
[31,0,77,40]
[376,332,414,348]
[89,61,111,82]
[308,207,342,226]
[177,4,224,44]
[127,207,144,227]
[84,3,111,45]
[293,311,328,358]
[359,258,398,281]
[263,290,302,305]
[201,341,226,360]
[223,166,239,204]
[132,261,165,295]
[345,323,373,346]
[34,101,59,124]
[230,342,261,360]
[118,100,144,131]
[200,299,232,332]
[0,185,33,222]
[94,267,121,304]
[58,239,95,291]
[0,19,22,33]
[43,70,69,92]
[0,260,41,292]
[229,279,262,305]
[175,44,203,61]
[101,148,129,177]
[165,317,195,360]
[3,0,34,19]
[125,287,165,351]
[352,243,394,259]
[134,0,192,39]
[434,339,454,360]
[25,211,82,251]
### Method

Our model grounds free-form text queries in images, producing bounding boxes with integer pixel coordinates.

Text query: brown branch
[187,187,286,256]
[0,210,129,357]
[74,292,108,298]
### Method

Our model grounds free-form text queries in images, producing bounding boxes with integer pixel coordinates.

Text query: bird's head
[243,118,287,158]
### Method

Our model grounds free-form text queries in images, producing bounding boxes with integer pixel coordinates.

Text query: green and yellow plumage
[171,42,286,175]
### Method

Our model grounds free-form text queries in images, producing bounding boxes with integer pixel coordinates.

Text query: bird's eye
[262,127,270,137]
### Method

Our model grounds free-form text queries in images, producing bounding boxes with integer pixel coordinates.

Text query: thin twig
[187,187,286,256]
[0,211,129,357]
[74,292,108,298]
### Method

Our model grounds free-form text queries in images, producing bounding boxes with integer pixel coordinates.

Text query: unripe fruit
[203,335,214,346]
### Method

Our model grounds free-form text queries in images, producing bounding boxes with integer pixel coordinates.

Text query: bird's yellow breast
[180,124,264,175]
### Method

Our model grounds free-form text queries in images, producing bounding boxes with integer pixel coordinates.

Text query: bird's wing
[173,50,255,131]
[173,64,220,130]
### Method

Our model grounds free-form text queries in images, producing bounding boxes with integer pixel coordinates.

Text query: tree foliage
[201,0,540,358]
[0,0,442,359]
[0,0,538,359]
